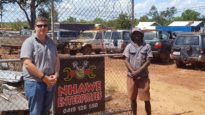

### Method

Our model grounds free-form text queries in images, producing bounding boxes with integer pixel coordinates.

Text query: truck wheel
[70,50,76,55]
[95,50,101,54]
[176,60,186,68]
[163,52,171,63]
[82,46,92,55]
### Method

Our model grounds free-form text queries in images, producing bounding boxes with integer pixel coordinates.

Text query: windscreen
[80,32,95,39]
[112,32,121,40]
[105,32,111,39]
[123,32,131,40]
[201,35,205,48]
[56,31,79,38]
[144,31,157,40]
[175,36,199,45]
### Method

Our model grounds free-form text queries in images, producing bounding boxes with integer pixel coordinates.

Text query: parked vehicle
[20,29,33,36]
[68,29,105,55]
[143,30,174,62]
[170,32,205,68]
[48,29,80,53]
[104,30,131,53]
[48,29,80,44]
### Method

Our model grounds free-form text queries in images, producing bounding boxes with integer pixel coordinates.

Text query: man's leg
[24,81,46,115]
[145,101,151,115]
[131,100,137,115]
[127,77,138,115]
[138,78,151,115]
[42,86,56,115]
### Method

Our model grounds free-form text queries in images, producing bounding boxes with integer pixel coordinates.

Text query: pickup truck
[68,30,105,55]
[143,30,174,63]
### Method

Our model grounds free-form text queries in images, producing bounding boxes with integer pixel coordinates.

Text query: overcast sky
[135,0,205,18]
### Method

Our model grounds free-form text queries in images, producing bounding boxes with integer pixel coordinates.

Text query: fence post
[131,0,135,30]
[51,0,54,40]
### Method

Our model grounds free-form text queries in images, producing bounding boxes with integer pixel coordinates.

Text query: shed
[136,22,160,30]
[157,21,205,32]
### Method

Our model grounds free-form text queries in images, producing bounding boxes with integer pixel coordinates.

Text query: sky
[2,0,205,22]
[135,0,205,18]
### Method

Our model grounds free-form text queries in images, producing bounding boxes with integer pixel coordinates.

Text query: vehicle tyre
[162,52,170,63]
[176,60,186,68]
[95,49,101,54]
[82,46,92,55]
[70,50,77,55]
[160,52,171,64]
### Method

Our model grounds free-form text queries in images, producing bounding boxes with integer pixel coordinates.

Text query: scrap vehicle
[47,29,80,53]
[143,29,174,63]
[67,29,105,55]
[170,32,205,68]
[104,30,131,54]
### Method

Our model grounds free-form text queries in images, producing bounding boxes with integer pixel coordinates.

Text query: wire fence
[0,55,131,115]
[0,0,132,30]
[0,0,133,114]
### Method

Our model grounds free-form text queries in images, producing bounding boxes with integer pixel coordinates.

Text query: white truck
[68,30,105,55]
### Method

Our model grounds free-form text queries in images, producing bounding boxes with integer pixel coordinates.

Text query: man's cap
[131,28,144,36]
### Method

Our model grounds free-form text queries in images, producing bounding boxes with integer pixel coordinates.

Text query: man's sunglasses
[36,24,48,28]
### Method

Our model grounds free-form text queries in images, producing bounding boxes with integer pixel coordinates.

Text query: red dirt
[105,58,205,115]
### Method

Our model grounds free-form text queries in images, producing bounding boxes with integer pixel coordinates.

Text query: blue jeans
[24,80,56,115]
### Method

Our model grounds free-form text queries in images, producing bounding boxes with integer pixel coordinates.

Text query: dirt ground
[1,51,205,115]
[105,57,205,115]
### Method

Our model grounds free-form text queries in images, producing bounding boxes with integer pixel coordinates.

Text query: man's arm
[22,58,56,87]
[124,57,135,73]
[132,57,152,76]
[23,58,45,79]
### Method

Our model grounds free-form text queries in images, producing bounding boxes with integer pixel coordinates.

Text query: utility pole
[131,0,135,30]
[51,0,54,40]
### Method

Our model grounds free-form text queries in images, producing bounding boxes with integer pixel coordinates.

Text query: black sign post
[54,55,105,115]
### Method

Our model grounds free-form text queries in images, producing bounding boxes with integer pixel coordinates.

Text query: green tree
[181,9,200,20]
[62,17,77,24]
[79,19,89,24]
[147,5,159,21]
[160,7,177,25]
[105,20,116,29]
[139,15,149,22]
[146,5,177,25]
[114,13,132,29]
[38,5,58,23]
[93,18,105,24]
[1,0,61,29]
[198,15,205,22]
[174,16,183,21]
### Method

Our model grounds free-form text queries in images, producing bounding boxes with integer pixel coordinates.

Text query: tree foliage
[114,13,132,29]
[147,5,160,21]
[58,13,132,30]
[181,9,200,21]
[0,2,204,30]
[146,5,177,25]
[1,0,61,29]
[139,15,149,22]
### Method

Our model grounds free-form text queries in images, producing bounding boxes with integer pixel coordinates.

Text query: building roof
[137,22,159,27]
[136,22,159,30]
[169,21,203,26]
[190,21,203,26]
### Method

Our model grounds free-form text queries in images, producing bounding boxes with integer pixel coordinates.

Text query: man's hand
[42,75,57,87]
[131,68,141,77]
